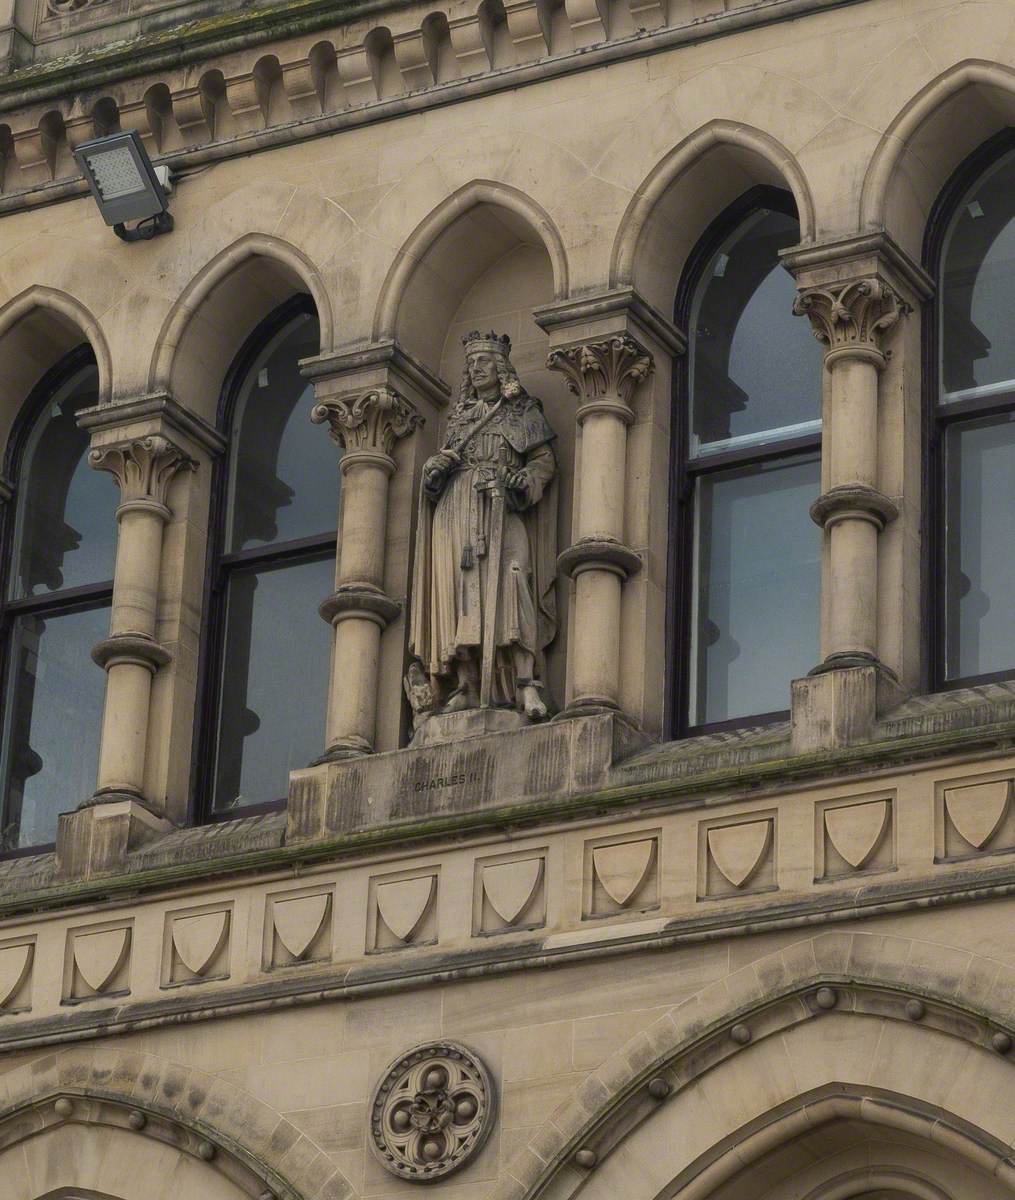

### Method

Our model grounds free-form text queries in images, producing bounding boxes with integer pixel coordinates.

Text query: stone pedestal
[288,712,648,843]
[409,708,528,747]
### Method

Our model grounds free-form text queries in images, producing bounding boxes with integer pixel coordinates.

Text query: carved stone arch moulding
[372,178,570,343]
[861,59,1015,249]
[489,929,1015,1200]
[148,230,334,394]
[0,1091,292,1200]
[369,1041,496,1182]
[0,284,113,404]
[0,1046,354,1200]
[609,119,817,292]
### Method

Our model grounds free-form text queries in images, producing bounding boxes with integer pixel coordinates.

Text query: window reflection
[938,147,1015,685]
[691,208,821,454]
[0,354,113,850]
[678,195,822,731]
[690,457,821,725]
[10,364,115,598]
[208,303,336,816]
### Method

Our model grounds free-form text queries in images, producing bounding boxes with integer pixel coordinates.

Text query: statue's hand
[423,452,455,496]
[503,467,530,511]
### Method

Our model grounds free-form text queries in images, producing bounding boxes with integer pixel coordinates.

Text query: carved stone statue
[408,331,558,733]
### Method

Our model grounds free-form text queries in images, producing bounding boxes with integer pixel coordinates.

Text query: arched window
[0,348,115,851]
[671,189,823,733]
[932,138,1015,688]
[200,298,337,817]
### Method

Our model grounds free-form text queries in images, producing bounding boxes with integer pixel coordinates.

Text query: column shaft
[548,336,653,719]
[310,387,420,760]
[577,409,627,543]
[86,437,193,807]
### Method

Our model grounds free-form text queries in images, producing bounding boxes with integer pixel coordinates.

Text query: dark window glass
[227,314,335,551]
[691,208,822,455]
[0,356,113,851]
[938,148,1015,685]
[691,456,821,726]
[675,196,822,731]
[10,365,116,598]
[0,605,109,849]
[206,305,336,816]
[213,556,334,811]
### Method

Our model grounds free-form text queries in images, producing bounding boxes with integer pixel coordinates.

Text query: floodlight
[73,130,174,243]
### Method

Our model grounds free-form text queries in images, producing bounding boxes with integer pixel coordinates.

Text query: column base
[552,699,619,722]
[56,799,171,881]
[791,662,906,754]
[310,736,375,766]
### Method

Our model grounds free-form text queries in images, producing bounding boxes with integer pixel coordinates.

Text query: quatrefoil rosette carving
[369,1042,495,1182]
[46,0,101,14]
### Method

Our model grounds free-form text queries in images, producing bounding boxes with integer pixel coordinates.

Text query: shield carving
[376,876,436,942]
[172,911,229,976]
[592,839,655,907]
[0,944,31,1008]
[273,893,330,960]
[483,859,542,925]
[708,821,772,889]
[945,779,1012,850]
[74,927,130,994]
[825,800,889,869]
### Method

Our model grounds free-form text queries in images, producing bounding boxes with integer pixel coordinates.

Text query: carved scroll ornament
[89,435,196,510]
[547,334,653,415]
[792,278,909,362]
[310,386,422,457]
[370,1042,495,1181]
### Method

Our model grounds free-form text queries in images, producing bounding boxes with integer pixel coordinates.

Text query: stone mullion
[548,336,652,718]
[86,436,195,807]
[792,278,906,678]
[310,386,421,761]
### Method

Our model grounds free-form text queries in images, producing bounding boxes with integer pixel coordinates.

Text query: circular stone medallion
[369,1042,495,1182]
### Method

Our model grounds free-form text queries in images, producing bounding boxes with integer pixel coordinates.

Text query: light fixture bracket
[73,129,174,242]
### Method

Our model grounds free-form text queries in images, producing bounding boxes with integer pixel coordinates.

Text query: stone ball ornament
[369,1041,495,1182]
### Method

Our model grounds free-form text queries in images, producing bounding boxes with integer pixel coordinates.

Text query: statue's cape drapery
[408,394,558,676]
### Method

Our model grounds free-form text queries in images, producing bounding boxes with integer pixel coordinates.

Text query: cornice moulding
[76,392,226,457]
[0,0,861,218]
[533,287,687,357]
[781,231,935,303]
[301,340,451,410]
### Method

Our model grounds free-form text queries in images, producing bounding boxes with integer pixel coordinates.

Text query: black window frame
[191,293,336,824]
[666,185,821,739]
[0,344,113,857]
[923,127,1015,693]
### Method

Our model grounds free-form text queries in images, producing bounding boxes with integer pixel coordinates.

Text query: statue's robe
[409,393,558,707]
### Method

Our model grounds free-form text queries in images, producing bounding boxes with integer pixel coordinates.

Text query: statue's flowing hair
[449,353,525,426]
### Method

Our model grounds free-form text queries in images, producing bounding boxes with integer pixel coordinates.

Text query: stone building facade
[1,0,1015,1196]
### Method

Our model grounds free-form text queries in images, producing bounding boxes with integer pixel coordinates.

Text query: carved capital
[547,335,653,415]
[89,436,196,511]
[311,386,422,456]
[793,278,910,364]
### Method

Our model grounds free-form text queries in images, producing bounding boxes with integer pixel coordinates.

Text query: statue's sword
[479,475,506,709]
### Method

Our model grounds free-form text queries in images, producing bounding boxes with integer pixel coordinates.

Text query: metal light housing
[73,130,173,242]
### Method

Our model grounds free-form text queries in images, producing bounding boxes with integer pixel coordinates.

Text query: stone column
[311,385,422,761]
[86,435,196,805]
[784,235,929,751]
[548,335,653,718]
[793,278,906,679]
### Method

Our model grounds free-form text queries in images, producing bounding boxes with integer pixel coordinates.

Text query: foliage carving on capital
[89,436,196,508]
[546,335,653,409]
[793,278,910,359]
[311,386,423,455]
